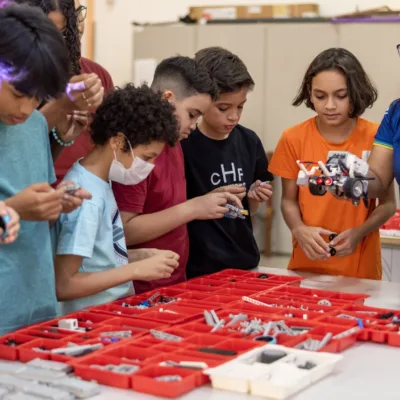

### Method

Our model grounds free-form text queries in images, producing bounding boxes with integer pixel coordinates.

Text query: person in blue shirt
[0,3,90,334]
[54,83,181,314]
[367,98,400,197]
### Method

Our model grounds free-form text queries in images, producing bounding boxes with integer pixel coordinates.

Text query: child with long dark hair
[268,48,396,279]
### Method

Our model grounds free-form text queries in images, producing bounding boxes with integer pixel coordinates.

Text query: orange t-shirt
[268,117,381,280]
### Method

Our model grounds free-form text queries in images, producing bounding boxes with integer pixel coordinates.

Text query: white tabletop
[91,267,400,399]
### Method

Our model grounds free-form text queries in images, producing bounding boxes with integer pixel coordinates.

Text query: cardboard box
[189,4,320,21]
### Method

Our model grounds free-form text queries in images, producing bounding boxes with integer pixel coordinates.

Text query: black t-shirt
[182,124,274,279]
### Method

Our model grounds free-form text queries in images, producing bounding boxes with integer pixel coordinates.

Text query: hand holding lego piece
[292,225,336,260]
[190,192,243,220]
[0,202,20,244]
[57,180,92,214]
[248,180,273,202]
[212,183,247,201]
[329,228,363,257]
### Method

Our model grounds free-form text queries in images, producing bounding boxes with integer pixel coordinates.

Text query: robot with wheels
[296,151,374,208]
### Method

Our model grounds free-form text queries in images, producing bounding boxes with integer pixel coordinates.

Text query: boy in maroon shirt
[113,57,243,293]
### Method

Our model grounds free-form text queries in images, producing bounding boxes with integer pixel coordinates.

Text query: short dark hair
[293,48,378,118]
[0,3,70,101]
[151,56,219,101]
[13,0,81,75]
[90,84,180,150]
[195,47,254,94]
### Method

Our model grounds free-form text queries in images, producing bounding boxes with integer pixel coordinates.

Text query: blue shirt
[55,161,134,314]
[374,99,400,184]
[0,111,58,334]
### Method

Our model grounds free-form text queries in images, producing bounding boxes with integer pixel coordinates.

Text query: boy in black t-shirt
[182,47,274,279]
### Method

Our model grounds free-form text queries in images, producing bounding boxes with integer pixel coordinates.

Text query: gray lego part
[22,382,74,400]
[4,394,43,400]
[27,359,72,374]
[50,377,101,399]
[0,361,26,375]
[0,388,9,399]
[16,367,67,383]
[0,375,31,391]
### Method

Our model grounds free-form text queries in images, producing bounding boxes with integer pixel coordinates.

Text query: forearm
[124,201,195,246]
[4,196,30,220]
[356,187,396,239]
[281,197,305,232]
[366,170,387,199]
[248,199,260,215]
[56,262,140,301]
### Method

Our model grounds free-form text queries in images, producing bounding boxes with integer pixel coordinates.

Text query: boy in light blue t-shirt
[0,4,90,334]
[55,84,181,313]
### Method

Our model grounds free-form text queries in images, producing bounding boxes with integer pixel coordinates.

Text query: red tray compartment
[106,316,169,333]
[214,288,262,297]
[138,305,202,324]
[279,308,325,321]
[309,325,357,351]
[188,278,229,287]
[42,312,112,328]
[0,334,36,361]
[387,332,400,347]
[227,282,272,293]
[203,295,239,306]
[18,339,69,362]
[328,292,369,304]
[156,328,196,341]
[151,343,183,353]
[317,316,359,327]
[209,269,253,278]
[87,304,149,318]
[367,325,397,344]
[173,283,222,293]
[17,328,71,341]
[226,300,286,317]
[74,354,140,389]
[183,334,226,348]
[101,345,159,364]
[179,322,234,337]
[206,338,264,355]
[179,292,215,302]
[131,366,200,397]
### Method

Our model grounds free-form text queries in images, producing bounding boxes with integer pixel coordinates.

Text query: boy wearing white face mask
[54,84,180,313]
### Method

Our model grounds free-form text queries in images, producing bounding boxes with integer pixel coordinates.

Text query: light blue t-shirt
[55,161,134,314]
[0,111,58,334]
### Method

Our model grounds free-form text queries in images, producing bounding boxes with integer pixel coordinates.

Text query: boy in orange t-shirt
[269,48,396,279]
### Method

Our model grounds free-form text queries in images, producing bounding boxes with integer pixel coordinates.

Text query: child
[54,84,181,314]
[113,56,243,294]
[0,3,90,334]
[268,47,396,279]
[182,47,274,279]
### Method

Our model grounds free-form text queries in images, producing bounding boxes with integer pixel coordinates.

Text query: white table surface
[91,266,400,400]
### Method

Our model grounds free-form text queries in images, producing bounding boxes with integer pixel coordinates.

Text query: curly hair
[293,48,378,118]
[14,0,81,75]
[195,47,254,94]
[151,56,219,101]
[90,84,180,150]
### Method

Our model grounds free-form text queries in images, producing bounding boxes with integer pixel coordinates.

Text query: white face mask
[109,140,155,185]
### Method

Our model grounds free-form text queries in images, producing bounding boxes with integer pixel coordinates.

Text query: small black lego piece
[297,361,316,370]
[198,347,237,357]
[258,274,268,279]
[4,338,18,347]
[378,312,395,320]
[260,349,287,364]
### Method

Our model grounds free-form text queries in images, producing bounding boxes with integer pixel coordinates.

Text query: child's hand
[329,228,363,257]
[292,225,336,260]
[212,185,246,201]
[57,181,92,214]
[189,192,244,220]
[55,111,89,144]
[65,73,104,112]
[248,180,273,202]
[132,251,180,281]
[7,183,65,221]
[128,248,162,262]
[0,202,20,245]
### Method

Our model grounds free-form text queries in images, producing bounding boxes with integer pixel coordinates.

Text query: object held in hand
[224,204,249,220]
[64,183,81,195]
[250,180,271,191]
[0,214,10,240]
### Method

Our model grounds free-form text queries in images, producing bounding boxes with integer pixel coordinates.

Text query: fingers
[73,188,92,200]
[223,185,247,195]
[329,232,345,246]
[224,192,243,209]
[318,228,337,237]
[30,182,54,193]
[255,187,272,201]
[86,86,105,110]
[72,115,89,127]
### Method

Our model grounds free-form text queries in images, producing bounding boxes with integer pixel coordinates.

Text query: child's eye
[238,106,244,110]
[337,94,348,99]
[218,108,228,112]
[12,92,24,99]
[189,113,195,119]
[315,96,324,100]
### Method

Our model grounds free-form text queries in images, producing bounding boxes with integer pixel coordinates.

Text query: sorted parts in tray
[205,344,343,400]
[1,269,400,398]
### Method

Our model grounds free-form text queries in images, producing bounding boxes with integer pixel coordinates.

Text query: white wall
[93,0,400,85]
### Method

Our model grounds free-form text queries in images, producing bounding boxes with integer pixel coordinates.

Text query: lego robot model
[296,151,374,207]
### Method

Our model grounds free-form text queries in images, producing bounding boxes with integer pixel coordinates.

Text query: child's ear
[110,133,125,151]
[163,90,176,103]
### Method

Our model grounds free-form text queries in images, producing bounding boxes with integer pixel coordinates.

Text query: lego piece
[64,183,81,195]
[0,361,26,375]
[100,330,132,338]
[113,364,140,375]
[0,388,9,398]
[4,394,44,400]
[150,330,183,342]
[224,204,248,220]
[210,310,220,325]
[49,377,101,399]
[22,382,75,400]
[260,349,287,364]
[254,335,277,344]
[198,347,237,356]
[317,299,332,307]
[16,367,67,383]
[162,361,208,370]
[58,319,79,331]
[378,312,395,320]
[0,374,31,391]
[154,375,182,382]
[51,343,103,357]
[225,313,248,327]
[317,333,332,350]
[0,214,10,240]
[210,319,225,333]
[27,359,72,374]
[332,326,360,340]
[242,296,272,307]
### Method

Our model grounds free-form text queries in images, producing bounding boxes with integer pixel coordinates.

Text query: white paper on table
[133,58,158,86]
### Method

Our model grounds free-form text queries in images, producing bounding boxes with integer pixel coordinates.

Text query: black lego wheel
[343,178,363,200]
[329,233,337,242]
[330,247,336,256]
[309,182,327,196]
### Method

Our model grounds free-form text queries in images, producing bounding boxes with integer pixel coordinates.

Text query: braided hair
[14,0,81,75]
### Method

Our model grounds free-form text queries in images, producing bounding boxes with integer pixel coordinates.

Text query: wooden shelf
[380,236,400,246]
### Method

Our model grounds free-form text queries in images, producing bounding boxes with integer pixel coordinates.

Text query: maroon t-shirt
[113,143,189,294]
[54,57,114,184]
